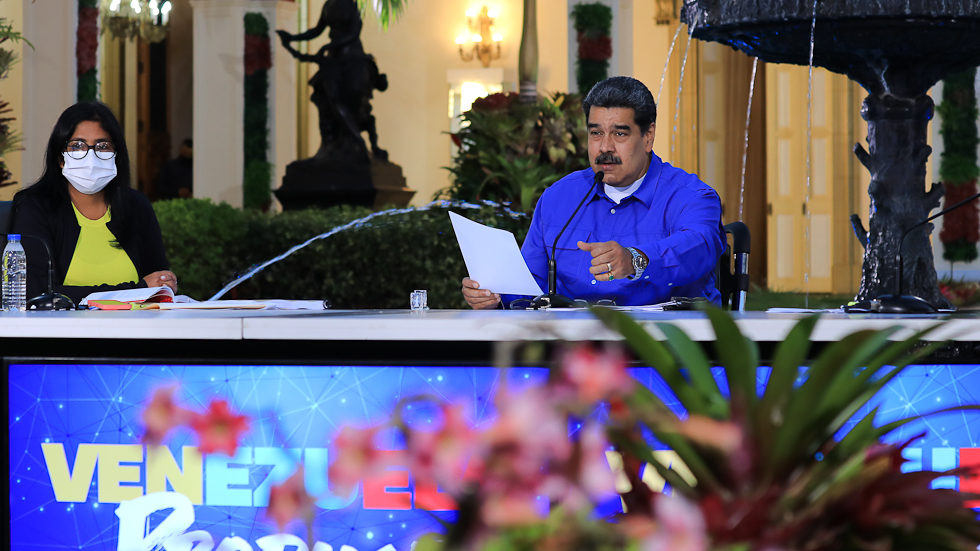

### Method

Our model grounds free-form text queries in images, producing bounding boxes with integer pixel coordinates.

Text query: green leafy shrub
[571,3,613,94]
[154,199,531,308]
[441,92,589,212]
[154,199,251,301]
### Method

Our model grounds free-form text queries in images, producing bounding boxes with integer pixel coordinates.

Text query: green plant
[441,92,589,212]
[154,199,251,300]
[154,199,531,306]
[0,16,29,188]
[937,68,980,265]
[243,12,272,210]
[570,3,612,94]
[478,153,561,213]
[299,308,980,551]
[588,307,980,551]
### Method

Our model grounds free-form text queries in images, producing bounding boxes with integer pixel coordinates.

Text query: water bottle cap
[7,234,20,241]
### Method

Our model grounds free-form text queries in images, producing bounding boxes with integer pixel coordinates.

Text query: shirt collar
[593,153,663,207]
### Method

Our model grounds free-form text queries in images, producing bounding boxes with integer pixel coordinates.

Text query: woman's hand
[144,270,178,293]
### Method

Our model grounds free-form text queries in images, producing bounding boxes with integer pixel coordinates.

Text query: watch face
[631,248,647,274]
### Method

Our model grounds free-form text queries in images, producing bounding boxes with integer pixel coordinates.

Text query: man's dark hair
[182,138,193,148]
[582,76,657,132]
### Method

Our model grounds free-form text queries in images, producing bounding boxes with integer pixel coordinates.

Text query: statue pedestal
[274,159,416,210]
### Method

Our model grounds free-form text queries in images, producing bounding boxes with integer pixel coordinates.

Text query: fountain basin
[680,0,980,308]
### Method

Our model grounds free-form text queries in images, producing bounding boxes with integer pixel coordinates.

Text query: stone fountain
[681,0,980,308]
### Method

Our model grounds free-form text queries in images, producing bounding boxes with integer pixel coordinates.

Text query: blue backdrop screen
[8,363,980,551]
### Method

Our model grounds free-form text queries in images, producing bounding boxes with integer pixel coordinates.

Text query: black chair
[717,221,750,311]
[0,200,10,234]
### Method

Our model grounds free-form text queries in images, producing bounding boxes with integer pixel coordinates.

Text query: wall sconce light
[654,0,677,25]
[456,6,502,68]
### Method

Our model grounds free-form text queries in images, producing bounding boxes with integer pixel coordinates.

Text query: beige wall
[301,0,568,205]
[0,0,23,200]
[169,0,195,154]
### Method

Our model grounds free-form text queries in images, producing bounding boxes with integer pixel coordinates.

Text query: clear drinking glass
[410,289,428,310]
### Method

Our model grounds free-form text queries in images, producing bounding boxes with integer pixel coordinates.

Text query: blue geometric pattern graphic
[8,363,980,550]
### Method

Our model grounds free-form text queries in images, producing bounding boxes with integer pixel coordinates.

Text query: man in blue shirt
[462,76,725,308]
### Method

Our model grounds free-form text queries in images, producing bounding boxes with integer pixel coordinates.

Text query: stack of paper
[82,287,175,309]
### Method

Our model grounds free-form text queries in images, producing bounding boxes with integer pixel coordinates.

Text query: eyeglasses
[65,140,116,160]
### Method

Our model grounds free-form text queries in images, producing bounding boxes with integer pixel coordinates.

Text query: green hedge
[154,199,531,308]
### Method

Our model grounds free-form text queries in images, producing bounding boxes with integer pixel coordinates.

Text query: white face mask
[62,152,117,195]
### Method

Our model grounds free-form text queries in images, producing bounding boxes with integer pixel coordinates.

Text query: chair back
[0,200,11,234]
[717,221,751,311]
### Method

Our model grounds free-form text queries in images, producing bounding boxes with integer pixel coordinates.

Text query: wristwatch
[626,247,648,280]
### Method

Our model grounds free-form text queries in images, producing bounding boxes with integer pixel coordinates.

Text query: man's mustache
[595,153,622,165]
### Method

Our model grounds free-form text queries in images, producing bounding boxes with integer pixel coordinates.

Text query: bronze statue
[274,0,414,210]
[278,0,388,163]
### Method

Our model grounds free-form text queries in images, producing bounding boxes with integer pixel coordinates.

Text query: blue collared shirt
[509,154,725,307]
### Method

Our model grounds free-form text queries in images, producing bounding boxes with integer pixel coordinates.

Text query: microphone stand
[872,189,980,314]
[12,234,75,310]
[531,171,604,309]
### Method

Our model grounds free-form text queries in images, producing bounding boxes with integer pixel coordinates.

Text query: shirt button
[644,276,650,279]
[668,282,673,286]
[610,208,616,214]
[591,279,597,285]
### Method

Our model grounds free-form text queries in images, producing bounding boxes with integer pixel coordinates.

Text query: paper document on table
[449,212,543,296]
[81,286,174,306]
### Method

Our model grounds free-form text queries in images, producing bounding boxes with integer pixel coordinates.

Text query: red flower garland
[577,32,612,61]
[244,34,272,76]
[939,179,980,243]
[77,7,99,76]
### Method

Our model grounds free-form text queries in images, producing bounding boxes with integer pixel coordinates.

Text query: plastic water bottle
[3,234,27,311]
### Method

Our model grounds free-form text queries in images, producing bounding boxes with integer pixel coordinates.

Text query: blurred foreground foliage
[154,198,531,308]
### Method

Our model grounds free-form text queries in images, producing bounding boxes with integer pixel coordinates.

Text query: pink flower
[189,399,250,456]
[486,386,570,484]
[329,426,400,496]
[141,386,192,446]
[643,494,708,551]
[267,467,315,531]
[559,344,634,404]
[577,422,616,497]
[406,405,476,495]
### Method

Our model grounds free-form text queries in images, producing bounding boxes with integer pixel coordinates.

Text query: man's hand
[461,277,500,309]
[578,241,633,281]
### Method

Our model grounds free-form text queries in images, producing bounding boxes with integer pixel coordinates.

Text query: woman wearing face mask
[9,101,175,305]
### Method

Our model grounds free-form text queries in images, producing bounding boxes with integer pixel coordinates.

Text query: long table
[0,308,978,364]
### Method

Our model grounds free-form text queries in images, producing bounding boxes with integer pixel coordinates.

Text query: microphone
[23,234,75,310]
[871,189,980,314]
[531,170,603,309]
[2,233,75,310]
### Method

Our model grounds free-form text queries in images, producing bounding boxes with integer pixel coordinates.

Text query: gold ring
[608,273,614,281]
[606,262,612,272]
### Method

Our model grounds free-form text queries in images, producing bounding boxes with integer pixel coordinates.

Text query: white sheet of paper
[449,212,543,296]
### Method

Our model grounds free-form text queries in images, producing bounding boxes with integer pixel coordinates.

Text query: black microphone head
[594,170,604,184]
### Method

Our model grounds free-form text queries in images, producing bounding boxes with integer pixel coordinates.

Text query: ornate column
[518,0,538,103]
[22,1,77,186]
[190,0,296,208]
